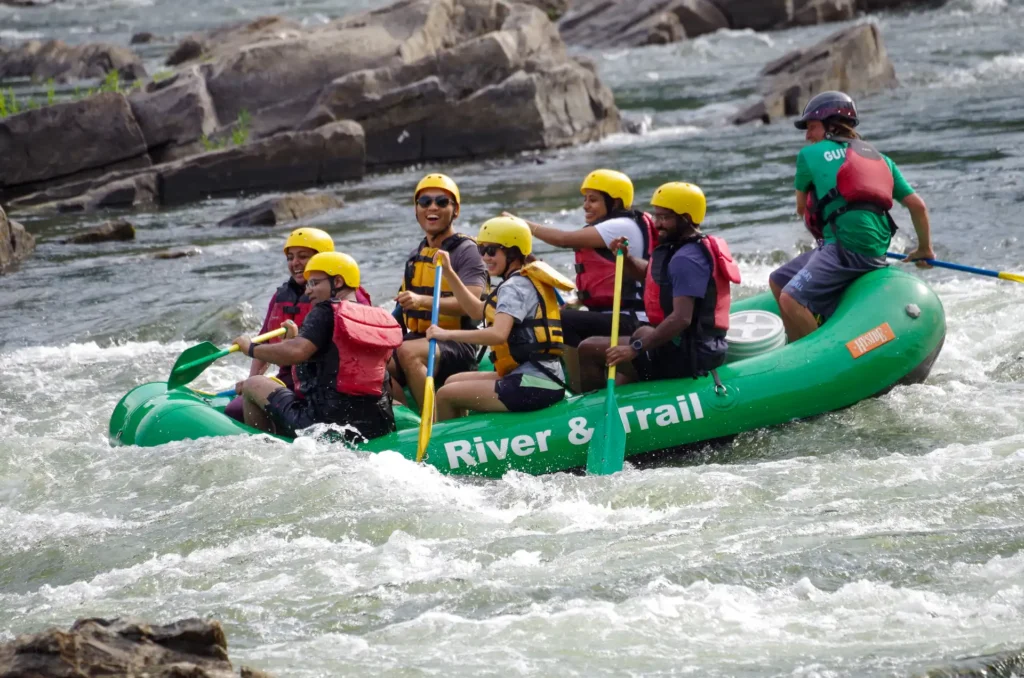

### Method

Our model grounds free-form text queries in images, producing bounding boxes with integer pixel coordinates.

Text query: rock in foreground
[0,617,272,677]
[0,205,36,274]
[732,22,897,125]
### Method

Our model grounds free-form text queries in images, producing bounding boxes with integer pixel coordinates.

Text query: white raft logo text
[444,393,704,469]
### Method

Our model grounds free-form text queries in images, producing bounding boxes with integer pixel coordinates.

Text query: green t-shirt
[794,139,915,257]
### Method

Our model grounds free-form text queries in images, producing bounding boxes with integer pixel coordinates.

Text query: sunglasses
[416,195,452,209]
[477,244,502,257]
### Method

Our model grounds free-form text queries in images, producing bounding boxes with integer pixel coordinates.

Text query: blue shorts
[769,243,887,321]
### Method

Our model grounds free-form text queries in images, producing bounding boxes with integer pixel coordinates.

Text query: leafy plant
[6,88,19,115]
[152,70,174,83]
[231,109,251,146]
[99,70,121,94]
[46,78,56,106]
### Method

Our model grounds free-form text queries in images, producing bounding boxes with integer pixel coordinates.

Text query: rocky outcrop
[732,22,897,125]
[0,92,151,202]
[3,0,618,212]
[0,617,272,677]
[158,120,364,205]
[557,0,946,45]
[6,121,364,213]
[302,2,619,166]
[63,218,136,244]
[128,66,220,163]
[217,192,343,227]
[0,205,35,274]
[0,39,146,83]
[558,0,728,47]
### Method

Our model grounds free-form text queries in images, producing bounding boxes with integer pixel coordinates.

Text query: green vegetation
[199,109,253,151]
[0,70,146,119]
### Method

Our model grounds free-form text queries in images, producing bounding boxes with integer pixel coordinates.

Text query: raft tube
[109,267,945,477]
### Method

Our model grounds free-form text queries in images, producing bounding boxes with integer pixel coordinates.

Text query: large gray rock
[128,66,220,161]
[559,0,728,47]
[792,0,857,25]
[0,39,146,83]
[217,192,343,227]
[0,617,271,677]
[157,120,365,205]
[197,1,487,126]
[0,205,35,274]
[304,3,619,166]
[0,93,150,198]
[733,22,897,125]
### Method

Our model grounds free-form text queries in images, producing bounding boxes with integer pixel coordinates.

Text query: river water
[2,0,1023,675]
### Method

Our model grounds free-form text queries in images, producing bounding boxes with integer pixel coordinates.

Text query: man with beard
[577,182,740,390]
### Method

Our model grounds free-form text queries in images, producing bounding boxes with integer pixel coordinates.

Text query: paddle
[213,375,288,398]
[887,252,1024,284]
[415,263,444,463]
[586,243,628,476]
[167,326,287,390]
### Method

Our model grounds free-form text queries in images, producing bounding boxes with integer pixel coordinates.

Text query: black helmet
[794,91,858,129]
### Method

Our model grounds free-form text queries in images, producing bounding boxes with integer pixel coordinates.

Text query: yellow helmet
[283,227,334,254]
[477,215,532,256]
[414,173,461,206]
[580,169,634,209]
[304,251,360,288]
[651,182,706,224]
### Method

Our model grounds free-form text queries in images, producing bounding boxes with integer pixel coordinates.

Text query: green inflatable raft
[109,267,945,477]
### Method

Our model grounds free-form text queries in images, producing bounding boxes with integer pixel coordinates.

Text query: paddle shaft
[171,327,287,376]
[886,252,1024,283]
[416,264,444,463]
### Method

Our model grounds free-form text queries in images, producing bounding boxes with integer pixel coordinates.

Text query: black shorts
[265,388,395,442]
[560,309,642,348]
[392,337,478,387]
[494,372,565,412]
[632,338,728,382]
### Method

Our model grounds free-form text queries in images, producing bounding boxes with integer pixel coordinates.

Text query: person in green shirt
[769,91,935,341]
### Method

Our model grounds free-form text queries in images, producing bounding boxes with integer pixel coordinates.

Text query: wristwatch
[630,338,644,353]
[247,343,256,358]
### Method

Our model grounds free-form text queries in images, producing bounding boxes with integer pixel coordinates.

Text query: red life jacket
[813,137,898,242]
[331,301,403,397]
[266,282,372,340]
[294,300,403,400]
[574,212,657,312]
[643,235,740,332]
[265,281,312,343]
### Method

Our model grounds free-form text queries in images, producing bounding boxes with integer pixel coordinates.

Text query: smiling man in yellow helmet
[389,173,488,409]
[426,215,574,420]
[232,251,402,443]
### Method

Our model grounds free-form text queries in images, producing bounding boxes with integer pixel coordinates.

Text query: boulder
[304,3,619,166]
[714,0,794,30]
[0,92,151,199]
[558,0,728,47]
[157,120,365,205]
[198,1,498,126]
[128,66,220,160]
[0,205,35,274]
[166,16,305,67]
[0,39,146,83]
[0,617,271,677]
[63,218,136,244]
[130,32,156,44]
[217,192,343,227]
[5,166,156,211]
[732,22,897,125]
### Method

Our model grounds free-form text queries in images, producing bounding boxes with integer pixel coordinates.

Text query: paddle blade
[999,271,1024,284]
[166,342,221,390]
[416,376,435,463]
[585,379,627,475]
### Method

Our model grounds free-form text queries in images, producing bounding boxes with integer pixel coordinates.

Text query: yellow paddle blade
[416,376,435,463]
[998,271,1024,284]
